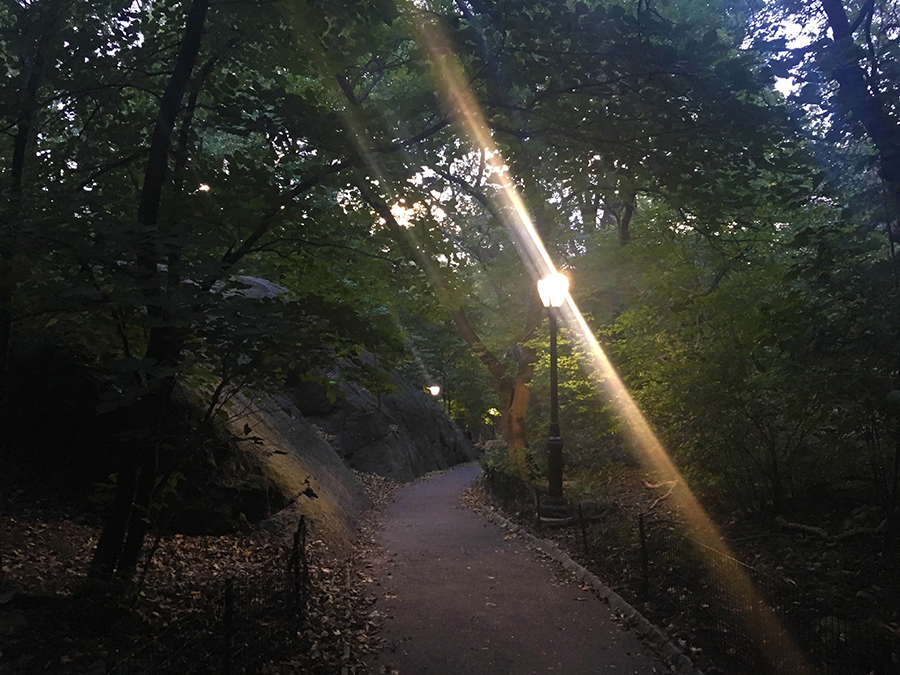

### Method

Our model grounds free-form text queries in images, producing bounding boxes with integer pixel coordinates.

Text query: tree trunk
[502,350,536,480]
[580,191,600,231]
[819,0,900,216]
[117,420,160,577]
[136,0,210,233]
[356,181,545,481]
[90,0,209,582]
[450,306,540,479]
[618,197,635,246]
[888,436,900,546]
[1,0,60,588]
[88,450,140,579]
[817,0,900,545]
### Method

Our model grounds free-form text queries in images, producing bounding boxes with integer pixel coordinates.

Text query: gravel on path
[364,463,670,675]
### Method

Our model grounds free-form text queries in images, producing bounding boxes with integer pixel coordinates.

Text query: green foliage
[526,327,621,470]
[479,440,542,482]
[593,189,900,516]
[7,0,900,543]
[0,0,464,579]
[478,442,512,480]
[398,311,498,429]
[1,0,432,419]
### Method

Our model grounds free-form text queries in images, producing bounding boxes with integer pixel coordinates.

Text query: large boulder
[6,335,474,554]
[221,393,372,557]
[291,373,478,482]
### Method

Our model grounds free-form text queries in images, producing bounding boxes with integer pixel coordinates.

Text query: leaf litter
[1,471,405,674]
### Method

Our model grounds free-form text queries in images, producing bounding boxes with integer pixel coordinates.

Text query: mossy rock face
[5,341,292,537]
[165,486,288,536]
[222,393,373,556]
[289,375,338,416]
[886,389,900,415]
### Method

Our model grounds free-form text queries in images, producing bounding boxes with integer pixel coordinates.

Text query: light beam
[406,6,813,674]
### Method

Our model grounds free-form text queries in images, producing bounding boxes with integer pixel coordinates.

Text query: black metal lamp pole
[538,273,571,521]
[547,308,564,504]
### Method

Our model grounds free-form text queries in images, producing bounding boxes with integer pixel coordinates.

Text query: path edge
[479,508,705,675]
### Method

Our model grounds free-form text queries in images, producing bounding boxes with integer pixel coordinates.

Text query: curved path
[364,464,667,674]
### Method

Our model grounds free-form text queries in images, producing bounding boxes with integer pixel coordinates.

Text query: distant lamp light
[537,272,569,308]
[198,183,211,192]
[428,385,441,397]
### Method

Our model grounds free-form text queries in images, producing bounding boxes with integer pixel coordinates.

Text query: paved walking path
[364,463,667,674]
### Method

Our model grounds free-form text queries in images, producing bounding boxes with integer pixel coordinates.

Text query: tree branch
[216,161,350,274]
[137,0,210,232]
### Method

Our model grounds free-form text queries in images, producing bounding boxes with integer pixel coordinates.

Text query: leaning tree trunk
[496,346,536,480]
[817,0,900,544]
[356,179,546,481]
[89,0,209,582]
[449,305,541,480]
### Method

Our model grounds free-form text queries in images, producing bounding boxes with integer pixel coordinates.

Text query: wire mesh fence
[107,517,309,675]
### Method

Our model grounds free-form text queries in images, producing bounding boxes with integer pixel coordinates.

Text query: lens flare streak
[409,7,558,283]
[288,3,813,670]
[409,7,813,674]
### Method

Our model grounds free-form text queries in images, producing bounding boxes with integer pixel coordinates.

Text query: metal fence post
[288,516,308,614]
[578,504,589,556]
[639,513,649,597]
[220,577,235,675]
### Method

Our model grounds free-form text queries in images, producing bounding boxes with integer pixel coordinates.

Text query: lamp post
[537,273,571,521]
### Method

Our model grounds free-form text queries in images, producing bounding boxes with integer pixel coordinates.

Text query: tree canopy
[3,0,900,579]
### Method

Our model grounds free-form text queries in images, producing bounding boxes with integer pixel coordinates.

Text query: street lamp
[537,273,571,521]
[429,383,449,414]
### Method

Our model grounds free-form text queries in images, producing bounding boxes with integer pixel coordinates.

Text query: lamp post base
[538,495,573,523]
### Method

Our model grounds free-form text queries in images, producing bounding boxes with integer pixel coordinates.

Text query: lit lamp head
[428,385,441,397]
[537,273,569,308]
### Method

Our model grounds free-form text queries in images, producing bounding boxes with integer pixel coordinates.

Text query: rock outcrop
[290,374,478,482]
[221,393,372,557]
[217,375,477,554]
[7,336,478,555]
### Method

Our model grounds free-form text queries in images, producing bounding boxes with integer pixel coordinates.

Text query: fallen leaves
[0,468,409,675]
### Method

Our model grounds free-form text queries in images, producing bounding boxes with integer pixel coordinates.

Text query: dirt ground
[0,471,401,674]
